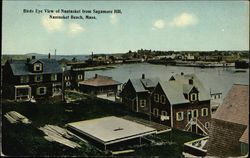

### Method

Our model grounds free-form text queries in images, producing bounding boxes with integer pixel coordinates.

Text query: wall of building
[150,85,171,126]
[172,101,211,131]
[79,84,118,95]
[121,80,137,110]
[136,92,150,114]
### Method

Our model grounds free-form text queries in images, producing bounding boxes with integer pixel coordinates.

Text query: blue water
[85,63,249,99]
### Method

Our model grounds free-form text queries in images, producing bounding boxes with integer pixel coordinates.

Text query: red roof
[239,126,249,144]
[79,75,121,87]
[213,84,249,126]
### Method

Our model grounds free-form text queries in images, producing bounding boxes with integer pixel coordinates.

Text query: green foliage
[2,96,201,157]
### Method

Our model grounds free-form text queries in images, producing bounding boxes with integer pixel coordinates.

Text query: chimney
[54,49,57,60]
[27,58,30,63]
[32,56,36,59]
[95,74,98,78]
[189,79,193,85]
[189,77,194,85]
[142,74,145,79]
[48,53,51,59]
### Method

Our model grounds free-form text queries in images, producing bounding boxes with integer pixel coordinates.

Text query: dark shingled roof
[9,59,62,76]
[211,84,249,147]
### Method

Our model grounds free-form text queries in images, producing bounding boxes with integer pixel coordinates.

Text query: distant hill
[1,54,89,65]
[24,53,47,56]
[1,55,29,65]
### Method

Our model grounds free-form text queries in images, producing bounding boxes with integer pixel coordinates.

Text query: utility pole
[54,49,57,60]
[62,67,65,102]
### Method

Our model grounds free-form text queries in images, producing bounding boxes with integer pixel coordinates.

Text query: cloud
[110,14,118,24]
[68,23,85,35]
[42,14,64,32]
[153,19,165,30]
[169,13,198,27]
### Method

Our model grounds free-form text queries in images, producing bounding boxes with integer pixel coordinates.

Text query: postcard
[1,0,249,157]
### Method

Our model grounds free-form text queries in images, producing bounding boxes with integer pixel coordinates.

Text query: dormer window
[34,63,42,71]
[190,93,197,101]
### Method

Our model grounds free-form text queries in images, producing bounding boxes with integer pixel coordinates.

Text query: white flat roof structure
[67,116,157,145]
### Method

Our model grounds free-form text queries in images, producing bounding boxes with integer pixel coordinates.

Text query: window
[65,76,71,81]
[161,111,167,116]
[205,122,210,129]
[20,76,29,83]
[51,74,57,81]
[34,75,43,82]
[66,82,71,87]
[16,88,29,97]
[154,94,159,102]
[202,108,209,116]
[53,87,61,96]
[192,109,199,118]
[36,87,46,95]
[78,74,83,80]
[241,143,249,155]
[34,63,42,71]
[190,93,197,101]
[176,112,184,121]
[160,95,166,104]
[140,100,146,107]
[153,108,159,116]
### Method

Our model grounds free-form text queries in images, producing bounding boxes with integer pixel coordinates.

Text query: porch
[184,118,209,136]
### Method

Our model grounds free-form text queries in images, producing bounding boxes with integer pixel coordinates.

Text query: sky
[2,1,249,55]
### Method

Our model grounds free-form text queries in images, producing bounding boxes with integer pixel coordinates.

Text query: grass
[2,92,201,157]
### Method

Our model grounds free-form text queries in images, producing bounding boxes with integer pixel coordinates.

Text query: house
[206,84,249,157]
[2,56,63,102]
[78,74,121,96]
[120,74,159,115]
[150,73,211,135]
[153,54,176,60]
[209,89,223,113]
[183,53,195,61]
[63,61,86,89]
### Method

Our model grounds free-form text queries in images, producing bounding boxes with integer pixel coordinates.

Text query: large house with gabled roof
[78,74,121,95]
[120,74,159,114]
[207,84,249,157]
[2,56,63,102]
[151,73,211,135]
